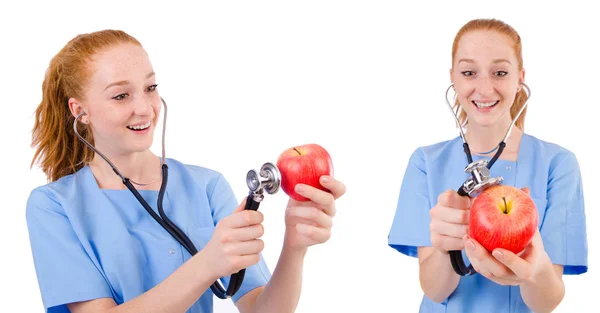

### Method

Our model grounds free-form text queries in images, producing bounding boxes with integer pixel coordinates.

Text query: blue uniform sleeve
[541,151,588,275]
[388,148,432,258]
[26,187,113,313]
[208,173,272,302]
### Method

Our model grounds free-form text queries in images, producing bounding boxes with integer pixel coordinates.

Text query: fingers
[438,190,471,210]
[464,235,514,278]
[286,206,333,229]
[492,248,535,280]
[294,184,337,217]
[431,234,465,251]
[318,176,346,199]
[521,187,530,195]
[224,239,264,256]
[296,224,331,243]
[234,254,261,271]
[430,206,470,225]
[430,219,468,238]
[222,224,264,243]
[225,209,264,228]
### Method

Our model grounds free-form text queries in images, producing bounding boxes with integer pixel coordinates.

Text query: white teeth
[474,101,498,108]
[128,122,151,130]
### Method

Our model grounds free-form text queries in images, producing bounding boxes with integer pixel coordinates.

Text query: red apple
[469,185,539,254]
[276,144,334,202]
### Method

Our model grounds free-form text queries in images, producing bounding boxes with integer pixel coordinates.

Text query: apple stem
[293,147,302,155]
[502,196,508,214]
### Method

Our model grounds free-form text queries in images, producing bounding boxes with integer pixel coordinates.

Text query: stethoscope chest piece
[462,159,504,197]
[246,162,281,202]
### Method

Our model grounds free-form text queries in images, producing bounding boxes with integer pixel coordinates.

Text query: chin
[469,116,499,128]
[127,140,154,153]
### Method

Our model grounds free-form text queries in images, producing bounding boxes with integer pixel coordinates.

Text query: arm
[520,264,564,313]
[68,250,219,313]
[418,247,460,303]
[416,190,471,303]
[235,176,345,313]
[236,245,308,313]
[388,149,469,303]
[69,198,265,313]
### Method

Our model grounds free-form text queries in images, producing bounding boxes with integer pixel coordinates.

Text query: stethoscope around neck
[444,82,531,276]
[73,97,282,299]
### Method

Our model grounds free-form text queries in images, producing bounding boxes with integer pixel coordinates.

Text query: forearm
[520,261,565,313]
[419,248,460,303]
[253,243,307,313]
[108,251,217,313]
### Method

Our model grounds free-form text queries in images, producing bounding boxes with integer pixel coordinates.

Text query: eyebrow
[104,72,156,91]
[458,58,512,65]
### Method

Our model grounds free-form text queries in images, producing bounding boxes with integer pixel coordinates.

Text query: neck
[464,117,522,156]
[88,147,161,190]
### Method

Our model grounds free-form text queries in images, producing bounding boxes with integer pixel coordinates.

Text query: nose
[132,95,154,117]
[474,74,496,97]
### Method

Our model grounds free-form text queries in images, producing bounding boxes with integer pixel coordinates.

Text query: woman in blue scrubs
[26,29,346,313]
[388,18,588,313]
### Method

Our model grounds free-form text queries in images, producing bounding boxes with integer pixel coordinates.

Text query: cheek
[499,84,518,102]
[92,108,129,134]
[453,82,475,105]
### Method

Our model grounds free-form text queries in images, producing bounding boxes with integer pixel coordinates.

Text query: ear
[449,68,454,85]
[518,68,526,91]
[68,98,88,123]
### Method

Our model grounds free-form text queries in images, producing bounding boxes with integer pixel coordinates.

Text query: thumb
[520,187,530,195]
[233,197,248,213]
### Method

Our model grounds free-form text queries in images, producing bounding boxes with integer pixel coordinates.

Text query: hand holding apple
[276,143,334,202]
[463,187,551,286]
[463,228,552,286]
[275,144,346,251]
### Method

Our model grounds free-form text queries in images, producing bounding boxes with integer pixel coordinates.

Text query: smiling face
[450,30,525,128]
[70,43,161,156]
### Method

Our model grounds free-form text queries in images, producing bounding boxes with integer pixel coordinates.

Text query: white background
[1,1,598,312]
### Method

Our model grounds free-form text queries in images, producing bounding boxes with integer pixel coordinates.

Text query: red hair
[30,30,142,182]
[451,19,528,130]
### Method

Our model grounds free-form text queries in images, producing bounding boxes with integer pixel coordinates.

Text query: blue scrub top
[26,158,272,313]
[388,133,588,313]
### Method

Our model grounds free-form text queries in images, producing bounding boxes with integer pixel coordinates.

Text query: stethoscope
[444,83,531,276]
[73,98,282,299]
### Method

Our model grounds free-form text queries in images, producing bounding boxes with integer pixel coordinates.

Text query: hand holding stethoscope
[200,197,267,283]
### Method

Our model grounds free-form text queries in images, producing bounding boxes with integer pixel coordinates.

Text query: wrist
[524,252,554,287]
[282,233,308,257]
[192,249,221,282]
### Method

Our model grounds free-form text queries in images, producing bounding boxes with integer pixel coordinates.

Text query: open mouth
[127,122,151,131]
[473,100,499,109]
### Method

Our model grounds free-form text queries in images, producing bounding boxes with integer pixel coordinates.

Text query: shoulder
[408,136,462,167]
[26,171,81,218]
[165,158,229,195]
[523,133,580,170]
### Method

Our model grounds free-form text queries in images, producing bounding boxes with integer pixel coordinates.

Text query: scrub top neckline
[461,132,529,166]
[82,164,162,193]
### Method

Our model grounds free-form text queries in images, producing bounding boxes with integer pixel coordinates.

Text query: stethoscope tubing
[444,83,531,276]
